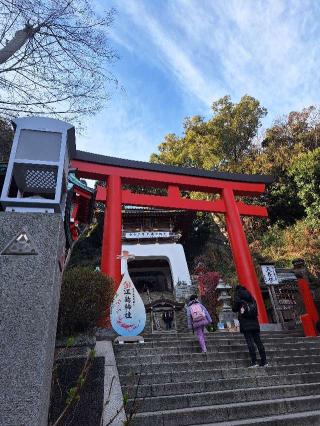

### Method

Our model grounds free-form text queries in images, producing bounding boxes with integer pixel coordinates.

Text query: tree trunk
[0,25,38,65]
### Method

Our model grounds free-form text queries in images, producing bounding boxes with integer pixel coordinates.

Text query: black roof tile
[75,150,274,184]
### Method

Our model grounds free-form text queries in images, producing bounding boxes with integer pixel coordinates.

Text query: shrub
[57,267,114,336]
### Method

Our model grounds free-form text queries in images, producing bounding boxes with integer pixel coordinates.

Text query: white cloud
[109,0,223,107]
[82,0,320,161]
[109,0,320,123]
[193,0,320,117]
[77,92,157,162]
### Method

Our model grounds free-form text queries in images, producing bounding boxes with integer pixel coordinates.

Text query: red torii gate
[72,150,273,324]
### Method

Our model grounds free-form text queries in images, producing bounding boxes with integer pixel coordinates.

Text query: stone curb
[96,341,126,426]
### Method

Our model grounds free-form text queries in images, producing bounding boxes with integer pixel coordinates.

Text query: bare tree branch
[0,23,41,64]
[0,0,118,123]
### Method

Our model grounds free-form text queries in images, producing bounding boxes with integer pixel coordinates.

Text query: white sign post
[260,263,284,327]
[261,264,279,285]
[111,251,146,341]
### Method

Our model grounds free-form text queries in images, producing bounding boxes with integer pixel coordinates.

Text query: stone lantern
[217,278,236,326]
[0,116,75,215]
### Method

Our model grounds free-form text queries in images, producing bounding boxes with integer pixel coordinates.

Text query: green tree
[209,95,266,169]
[150,116,220,169]
[247,108,320,279]
[262,106,320,151]
[253,144,306,226]
[150,95,267,172]
[289,147,320,225]
[250,107,320,226]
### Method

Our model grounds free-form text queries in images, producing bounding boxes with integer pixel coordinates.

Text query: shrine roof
[68,172,95,194]
[75,150,274,184]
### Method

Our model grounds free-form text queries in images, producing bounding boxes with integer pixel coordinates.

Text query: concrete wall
[122,243,192,286]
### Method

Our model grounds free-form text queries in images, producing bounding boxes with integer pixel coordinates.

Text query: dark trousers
[243,331,266,364]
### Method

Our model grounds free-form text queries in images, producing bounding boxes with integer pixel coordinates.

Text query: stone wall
[0,212,65,426]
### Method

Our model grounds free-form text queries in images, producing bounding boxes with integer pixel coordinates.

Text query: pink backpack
[190,303,206,323]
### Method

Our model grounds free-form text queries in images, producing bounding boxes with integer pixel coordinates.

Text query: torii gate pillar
[101,175,122,287]
[223,188,268,323]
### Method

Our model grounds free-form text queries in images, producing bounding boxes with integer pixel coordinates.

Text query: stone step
[199,410,320,425]
[138,340,318,350]
[114,342,320,357]
[118,337,319,349]
[143,329,305,336]
[142,331,305,339]
[116,331,320,424]
[115,346,320,365]
[142,332,307,340]
[130,394,320,425]
[128,381,320,413]
[114,340,320,354]
[122,371,320,398]
[119,362,320,385]
[118,333,316,342]
[117,354,320,375]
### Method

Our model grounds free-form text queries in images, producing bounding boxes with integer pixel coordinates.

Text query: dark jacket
[232,285,260,333]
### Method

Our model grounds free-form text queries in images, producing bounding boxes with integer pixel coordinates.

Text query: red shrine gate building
[72,151,273,324]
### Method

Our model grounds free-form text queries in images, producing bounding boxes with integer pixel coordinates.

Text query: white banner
[125,231,170,239]
[261,264,279,285]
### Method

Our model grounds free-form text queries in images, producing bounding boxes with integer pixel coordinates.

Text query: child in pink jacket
[187,294,212,353]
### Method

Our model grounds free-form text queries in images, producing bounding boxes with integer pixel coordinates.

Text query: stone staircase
[113,331,320,425]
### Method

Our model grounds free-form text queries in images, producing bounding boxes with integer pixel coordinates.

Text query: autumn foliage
[197,271,220,324]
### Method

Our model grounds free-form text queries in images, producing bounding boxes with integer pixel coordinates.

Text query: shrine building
[121,207,192,295]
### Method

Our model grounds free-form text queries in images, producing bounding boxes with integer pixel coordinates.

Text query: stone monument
[0,117,75,426]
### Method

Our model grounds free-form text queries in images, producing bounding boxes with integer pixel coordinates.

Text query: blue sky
[77,0,320,162]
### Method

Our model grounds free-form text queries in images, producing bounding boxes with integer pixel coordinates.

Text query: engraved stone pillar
[0,212,65,426]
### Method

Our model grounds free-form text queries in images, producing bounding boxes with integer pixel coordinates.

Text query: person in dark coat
[232,284,268,367]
